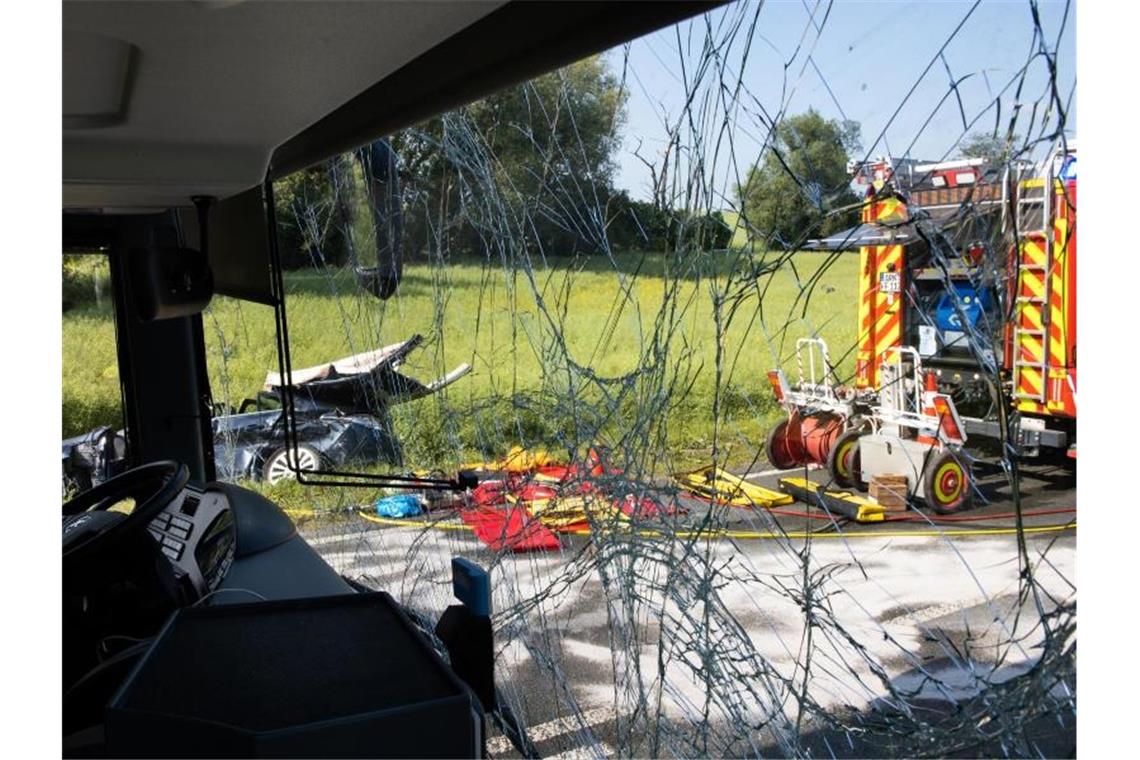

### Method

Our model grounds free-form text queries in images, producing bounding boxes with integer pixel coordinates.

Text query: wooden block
[870,475,909,511]
[869,478,908,494]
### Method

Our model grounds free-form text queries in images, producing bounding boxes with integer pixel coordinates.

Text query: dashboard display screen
[194,510,235,590]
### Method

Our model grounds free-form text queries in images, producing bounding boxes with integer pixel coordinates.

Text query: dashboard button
[181,496,200,516]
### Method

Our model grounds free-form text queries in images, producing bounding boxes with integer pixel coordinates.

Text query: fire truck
[766,142,1076,512]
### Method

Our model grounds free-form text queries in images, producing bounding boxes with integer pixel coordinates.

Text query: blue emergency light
[1059,154,1077,181]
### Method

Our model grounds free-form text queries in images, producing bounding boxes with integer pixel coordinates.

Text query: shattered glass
[205,1,1076,755]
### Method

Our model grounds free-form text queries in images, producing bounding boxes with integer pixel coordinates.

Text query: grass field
[721,210,752,251]
[64,250,859,508]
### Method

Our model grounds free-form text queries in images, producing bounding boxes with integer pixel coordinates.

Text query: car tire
[262,444,322,484]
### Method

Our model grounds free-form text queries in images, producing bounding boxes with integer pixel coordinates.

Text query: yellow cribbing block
[673,466,794,509]
[778,477,886,523]
[506,493,625,527]
[460,445,562,473]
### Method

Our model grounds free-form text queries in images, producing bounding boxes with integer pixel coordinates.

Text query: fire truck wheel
[827,428,866,491]
[922,450,973,514]
[765,420,800,470]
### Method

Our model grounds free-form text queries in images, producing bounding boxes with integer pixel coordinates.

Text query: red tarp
[460,506,561,552]
[454,446,682,550]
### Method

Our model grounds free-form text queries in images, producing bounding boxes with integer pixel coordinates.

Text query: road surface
[299,458,1076,757]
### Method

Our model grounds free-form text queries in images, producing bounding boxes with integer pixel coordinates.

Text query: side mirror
[353,139,403,300]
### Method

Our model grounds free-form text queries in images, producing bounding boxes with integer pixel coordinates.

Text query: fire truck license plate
[879,272,900,293]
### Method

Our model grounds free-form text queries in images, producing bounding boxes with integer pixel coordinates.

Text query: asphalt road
[299,457,1076,758]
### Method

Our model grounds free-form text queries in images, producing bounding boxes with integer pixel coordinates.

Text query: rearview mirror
[129,246,213,321]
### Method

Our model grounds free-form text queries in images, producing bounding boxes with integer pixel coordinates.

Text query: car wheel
[262,444,322,484]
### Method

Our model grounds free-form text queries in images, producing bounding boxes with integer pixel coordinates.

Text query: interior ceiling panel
[62,30,136,129]
[63,0,505,209]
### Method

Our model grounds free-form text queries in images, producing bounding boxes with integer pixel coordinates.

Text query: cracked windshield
[62,1,1075,756]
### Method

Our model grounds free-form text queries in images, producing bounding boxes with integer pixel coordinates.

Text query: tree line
[274,56,739,269]
[279,55,1016,267]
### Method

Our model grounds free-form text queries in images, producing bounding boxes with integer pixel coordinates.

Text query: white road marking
[313,551,387,564]
[303,531,374,548]
[881,597,991,626]
[487,706,618,755]
[544,741,616,759]
[485,735,517,755]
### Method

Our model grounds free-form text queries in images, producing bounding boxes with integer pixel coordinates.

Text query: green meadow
[64,251,859,511]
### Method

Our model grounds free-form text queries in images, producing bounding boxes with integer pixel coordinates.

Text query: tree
[602,191,734,254]
[839,119,863,155]
[960,131,1021,166]
[272,57,629,265]
[736,110,861,249]
[273,165,351,269]
[389,55,628,258]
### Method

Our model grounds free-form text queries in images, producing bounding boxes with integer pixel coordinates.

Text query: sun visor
[178,186,275,305]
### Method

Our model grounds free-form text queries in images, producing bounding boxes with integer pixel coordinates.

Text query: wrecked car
[61,425,127,495]
[211,409,395,484]
[63,335,471,487]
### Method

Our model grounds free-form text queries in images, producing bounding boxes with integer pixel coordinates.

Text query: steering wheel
[62,460,188,570]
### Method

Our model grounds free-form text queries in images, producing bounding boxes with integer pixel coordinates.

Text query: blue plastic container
[934,283,992,333]
[374,494,424,518]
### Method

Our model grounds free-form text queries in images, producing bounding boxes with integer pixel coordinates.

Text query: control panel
[147,486,235,599]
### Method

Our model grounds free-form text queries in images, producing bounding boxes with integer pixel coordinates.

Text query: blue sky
[607,0,1076,205]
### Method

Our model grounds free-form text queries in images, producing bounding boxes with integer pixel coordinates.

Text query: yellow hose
[357,511,1075,540]
[360,511,476,531]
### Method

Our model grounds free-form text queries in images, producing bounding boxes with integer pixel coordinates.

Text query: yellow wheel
[922,449,973,514]
[827,428,866,491]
